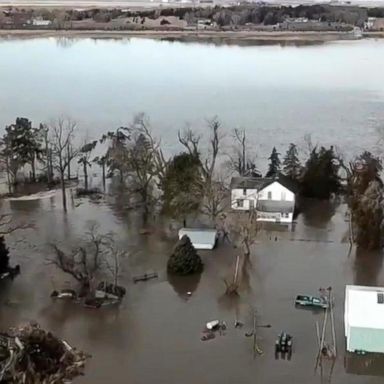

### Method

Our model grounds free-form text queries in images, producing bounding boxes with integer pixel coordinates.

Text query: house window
[267,191,272,200]
[250,200,255,209]
[237,199,244,208]
[243,188,247,196]
[281,191,286,201]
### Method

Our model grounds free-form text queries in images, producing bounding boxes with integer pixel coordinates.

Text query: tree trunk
[83,162,88,191]
[119,168,123,183]
[61,171,67,212]
[5,159,12,194]
[102,163,106,189]
[31,156,36,183]
[67,145,71,180]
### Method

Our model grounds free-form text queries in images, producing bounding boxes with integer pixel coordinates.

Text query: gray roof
[230,177,270,190]
[178,228,217,249]
[257,200,295,213]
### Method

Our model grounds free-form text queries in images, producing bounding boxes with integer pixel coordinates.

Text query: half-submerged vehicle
[295,295,328,309]
[275,332,292,359]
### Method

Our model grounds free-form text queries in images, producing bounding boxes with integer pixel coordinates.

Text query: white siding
[231,188,257,210]
[257,181,295,202]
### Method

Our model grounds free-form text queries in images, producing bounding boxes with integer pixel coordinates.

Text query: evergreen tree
[348,152,384,249]
[266,147,281,177]
[283,143,301,180]
[0,236,10,274]
[167,235,203,275]
[353,180,384,250]
[3,118,43,183]
[301,146,340,199]
[161,152,202,226]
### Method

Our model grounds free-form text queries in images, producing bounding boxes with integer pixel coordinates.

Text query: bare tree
[224,209,261,266]
[177,116,222,182]
[200,178,229,225]
[202,117,221,184]
[50,223,113,296]
[222,209,261,295]
[104,247,126,287]
[178,125,200,159]
[125,115,163,219]
[49,117,78,212]
[227,128,259,177]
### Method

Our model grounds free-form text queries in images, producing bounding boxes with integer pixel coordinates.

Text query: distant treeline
[6,4,383,28]
[66,4,369,26]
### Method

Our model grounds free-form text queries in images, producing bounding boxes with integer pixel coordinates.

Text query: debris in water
[0,322,89,383]
[206,320,220,330]
[201,332,215,341]
[133,272,158,283]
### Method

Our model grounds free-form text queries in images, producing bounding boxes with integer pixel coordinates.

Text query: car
[295,295,328,309]
[275,332,292,359]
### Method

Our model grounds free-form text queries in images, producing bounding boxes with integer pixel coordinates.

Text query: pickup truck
[295,295,328,309]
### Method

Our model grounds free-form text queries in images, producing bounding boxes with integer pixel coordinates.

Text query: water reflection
[353,248,383,287]
[167,272,201,299]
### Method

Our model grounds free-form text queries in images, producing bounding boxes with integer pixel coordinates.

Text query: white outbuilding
[345,285,384,353]
[178,228,218,250]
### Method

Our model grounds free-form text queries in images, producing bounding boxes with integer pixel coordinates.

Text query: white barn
[230,174,297,223]
[345,285,384,353]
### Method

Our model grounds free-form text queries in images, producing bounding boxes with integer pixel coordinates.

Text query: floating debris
[133,272,158,283]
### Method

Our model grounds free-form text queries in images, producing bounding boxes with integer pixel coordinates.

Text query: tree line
[0,114,382,250]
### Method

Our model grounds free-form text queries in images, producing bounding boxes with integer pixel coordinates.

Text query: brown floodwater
[1,186,384,384]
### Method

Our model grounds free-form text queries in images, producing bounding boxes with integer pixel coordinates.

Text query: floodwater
[0,186,383,383]
[1,37,384,161]
[1,36,384,382]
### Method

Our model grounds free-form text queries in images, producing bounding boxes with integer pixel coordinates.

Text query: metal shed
[178,228,218,250]
[345,285,384,353]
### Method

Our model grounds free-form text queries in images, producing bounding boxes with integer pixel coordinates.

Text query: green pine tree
[266,147,281,177]
[283,143,301,180]
[167,235,203,275]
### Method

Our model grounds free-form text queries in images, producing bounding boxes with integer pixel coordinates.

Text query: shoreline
[1,29,384,43]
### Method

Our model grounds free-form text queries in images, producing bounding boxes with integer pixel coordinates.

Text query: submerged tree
[347,152,384,249]
[352,180,384,250]
[300,146,341,199]
[50,117,78,212]
[266,147,281,177]
[167,235,203,275]
[78,140,97,191]
[50,223,126,296]
[1,118,43,184]
[283,143,301,180]
[162,152,202,226]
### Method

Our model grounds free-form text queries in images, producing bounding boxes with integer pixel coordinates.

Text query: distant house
[230,174,297,223]
[364,17,384,31]
[29,17,52,27]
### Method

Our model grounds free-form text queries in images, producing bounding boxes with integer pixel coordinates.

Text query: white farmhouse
[345,285,384,354]
[230,174,297,223]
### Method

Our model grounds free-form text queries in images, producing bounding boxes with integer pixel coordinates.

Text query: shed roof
[345,285,384,330]
[178,228,217,250]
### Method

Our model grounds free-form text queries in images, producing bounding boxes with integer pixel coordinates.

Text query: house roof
[257,200,294,213]
[345,285,384,330]
[230,177,269,190]
[230,173,299,193]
